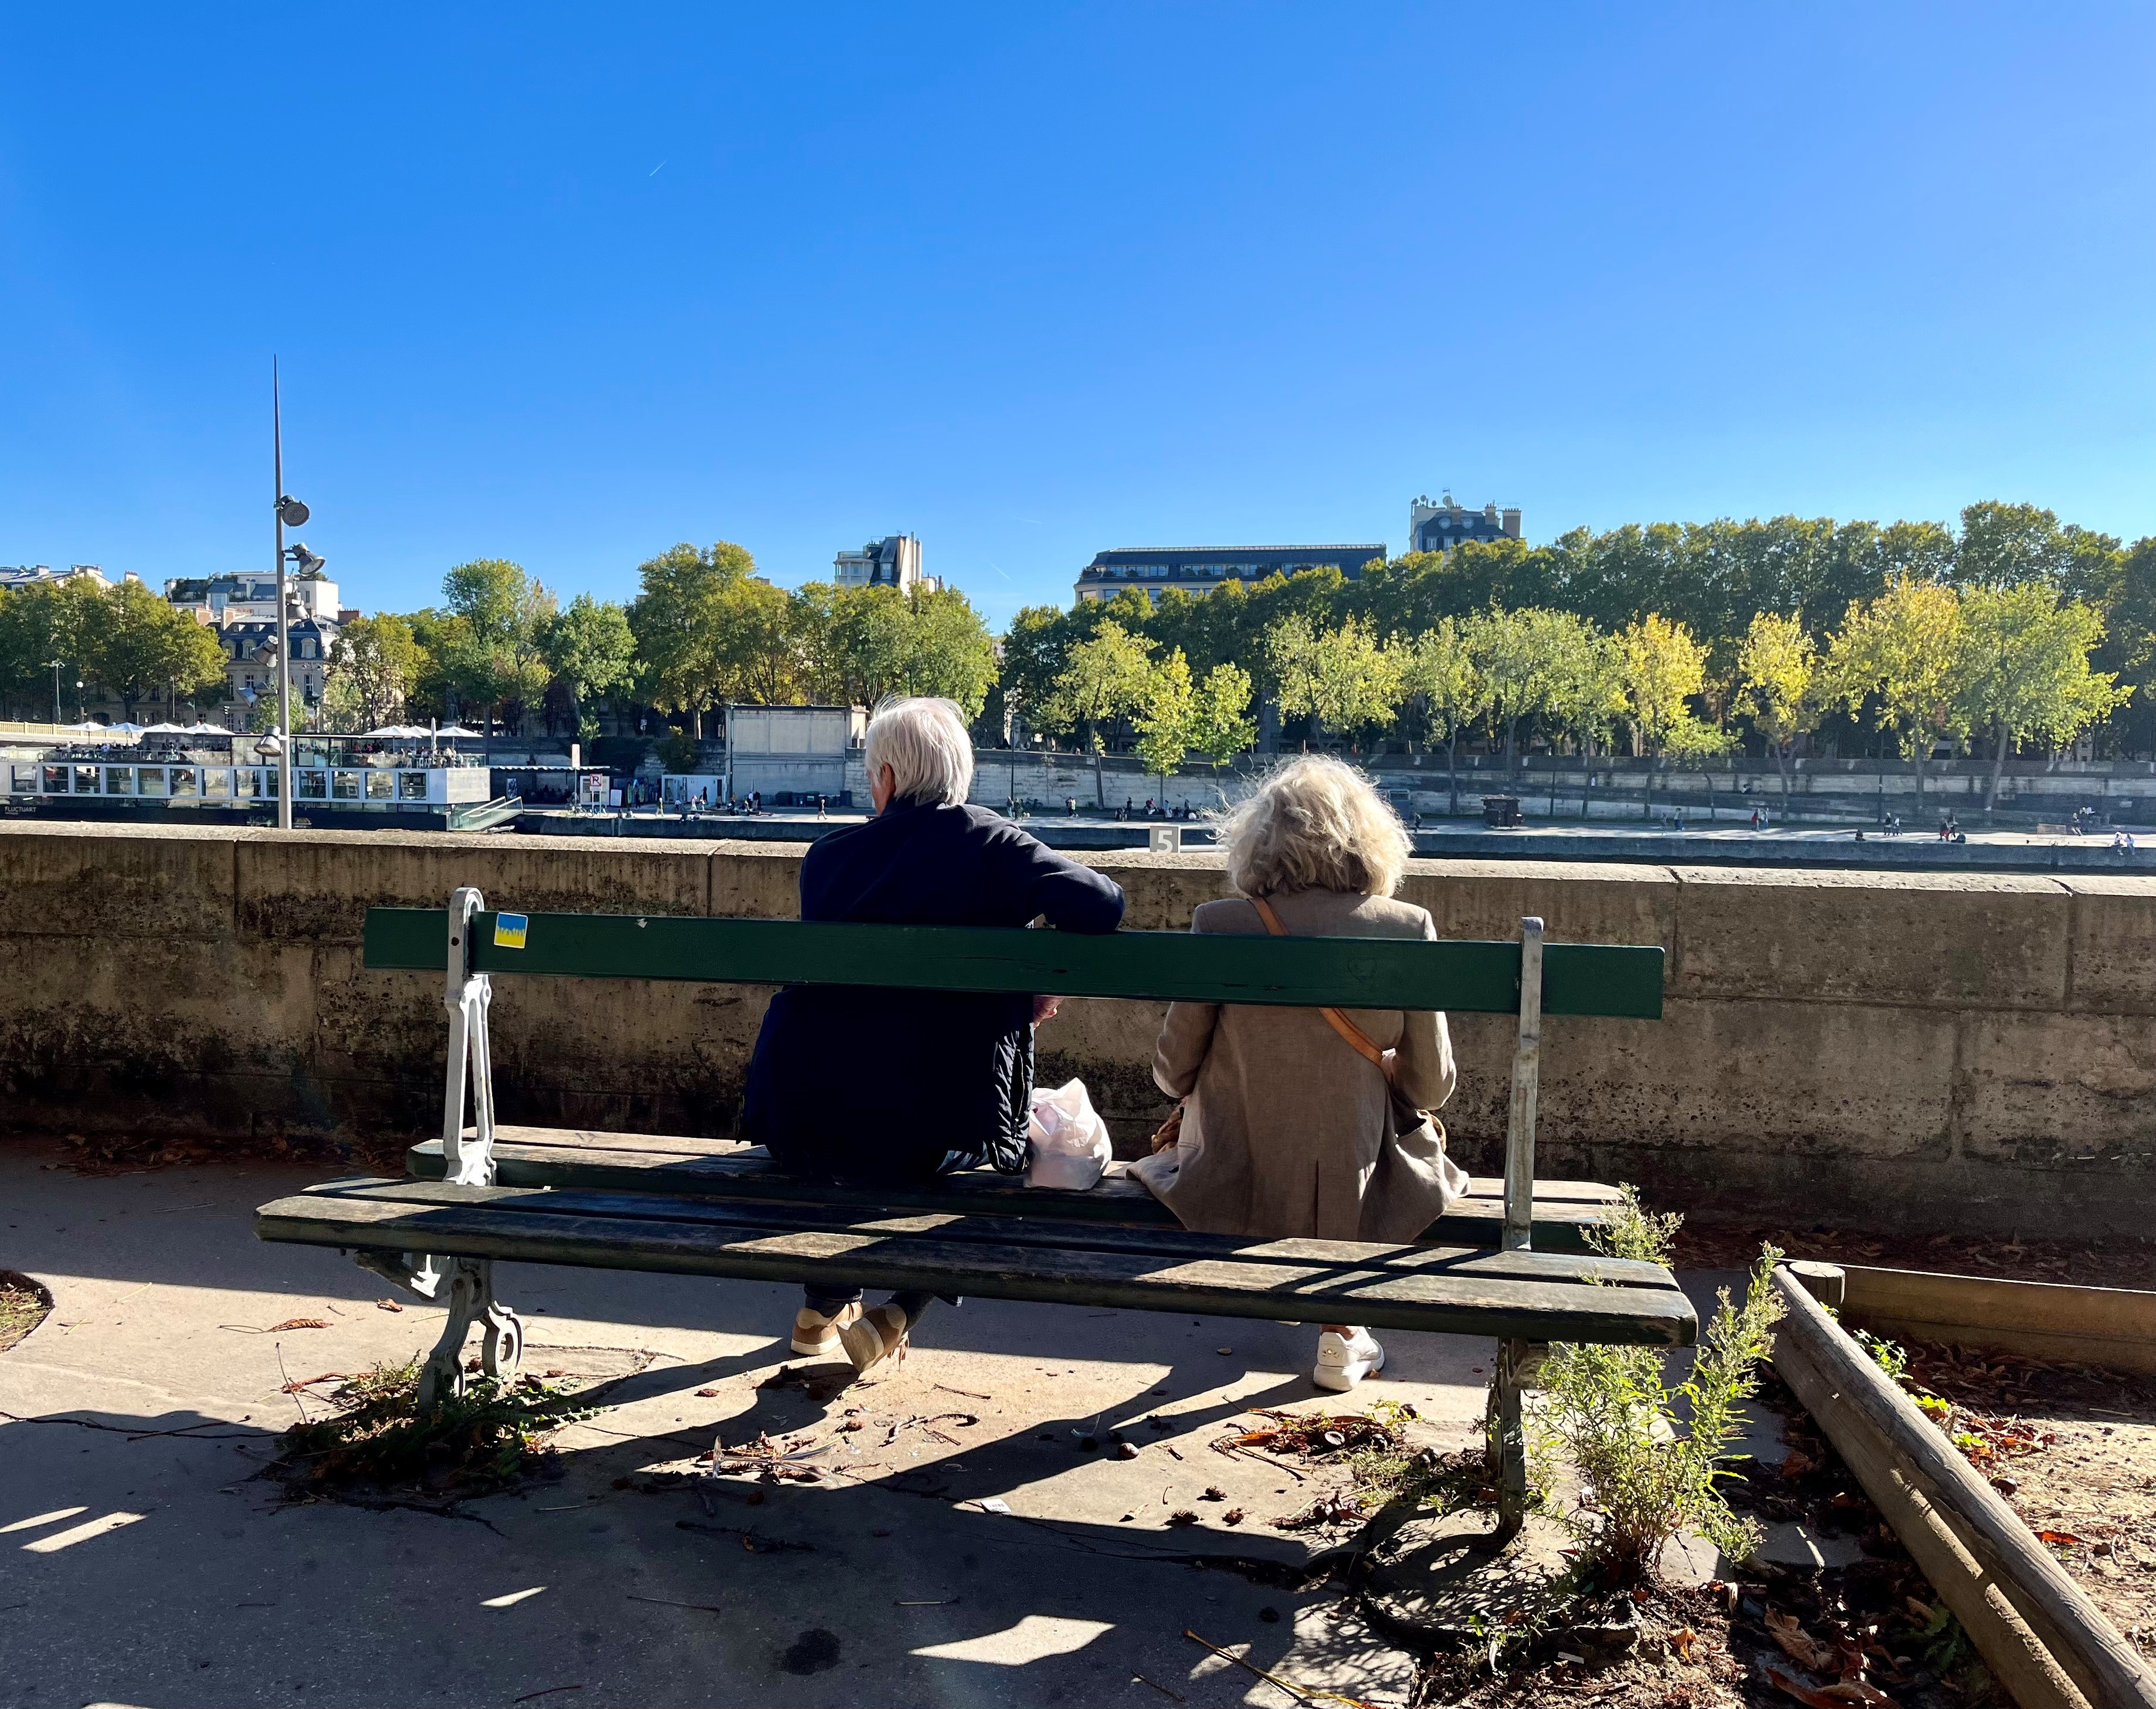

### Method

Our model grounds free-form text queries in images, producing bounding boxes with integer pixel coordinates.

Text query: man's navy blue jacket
[740,798,1127,1184]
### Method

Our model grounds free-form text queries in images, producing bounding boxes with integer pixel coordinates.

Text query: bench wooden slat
[405,1130,1620,1253]
[254,1183,1695,1345]
[292,1175,1670,1290]
[362,908,1665,1019]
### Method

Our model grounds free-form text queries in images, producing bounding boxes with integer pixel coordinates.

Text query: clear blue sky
[2,5,2150,630]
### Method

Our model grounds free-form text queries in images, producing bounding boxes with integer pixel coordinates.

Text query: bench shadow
[0,1396,1347,1708]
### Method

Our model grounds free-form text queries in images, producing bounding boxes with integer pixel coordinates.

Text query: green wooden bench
[254,884,1686,1527]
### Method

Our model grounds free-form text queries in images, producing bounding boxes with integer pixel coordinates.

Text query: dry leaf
[1765,1666,1900,1708]
[375,1298,403,1313]
[1765,1609,1836,1673]
[1779,1449,1816,1479]
[2036,1530,2084,1547]
[266,1318,330,1332]
[1671,1626,1697,1661]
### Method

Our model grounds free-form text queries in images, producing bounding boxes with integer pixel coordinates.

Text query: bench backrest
[362,907,1664,1019]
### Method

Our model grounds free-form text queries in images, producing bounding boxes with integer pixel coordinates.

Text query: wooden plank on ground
[255,1186,1694,1345]
[291,1176,1674,1292]
[363,908,1665,1019]
[1840,1264,2156,1377]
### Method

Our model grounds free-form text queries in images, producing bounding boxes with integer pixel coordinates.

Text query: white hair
[1218,755,1411,898]
[863,696,975,807]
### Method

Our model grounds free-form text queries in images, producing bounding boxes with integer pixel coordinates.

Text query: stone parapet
[0,820,2148,1237]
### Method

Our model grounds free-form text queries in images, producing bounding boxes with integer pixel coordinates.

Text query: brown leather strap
[1248,895,1388,1070]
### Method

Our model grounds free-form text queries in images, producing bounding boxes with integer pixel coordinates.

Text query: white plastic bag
[1025,1077,1113,1191]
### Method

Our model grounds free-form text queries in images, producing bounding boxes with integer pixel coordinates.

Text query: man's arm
[999,826,1126,933]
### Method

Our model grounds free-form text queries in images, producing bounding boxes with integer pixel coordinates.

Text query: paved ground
[0,1140,1554,1709]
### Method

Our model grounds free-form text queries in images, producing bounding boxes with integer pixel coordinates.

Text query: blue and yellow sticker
[493,912,529,950]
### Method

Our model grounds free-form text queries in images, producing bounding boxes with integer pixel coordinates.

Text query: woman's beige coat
[1127,887,1466,1243]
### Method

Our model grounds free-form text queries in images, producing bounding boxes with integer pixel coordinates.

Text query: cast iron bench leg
[416,1257,524,1410]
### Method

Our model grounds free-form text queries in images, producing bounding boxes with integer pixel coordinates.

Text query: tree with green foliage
[626,541,762,736]
[324,613,424,732]
[438,558,556,733]
[1132,647,1195,795]
[0,578,103,718]
[1619,613,1711,820]
[82,579,229,721]
[1825,575,1965,806]
[1396,618,1487,814]
[1265,613,1401,750]
[1732,612,1823,808]
[542,595,637,743]
[1187,662,1257,773]
[1040,620,1153,806]
[1464,606,1575,779]
[1543,618,1629,818]
[1955,585,2131,813]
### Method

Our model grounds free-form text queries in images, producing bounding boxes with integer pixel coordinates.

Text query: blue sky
[2,5,2150,630]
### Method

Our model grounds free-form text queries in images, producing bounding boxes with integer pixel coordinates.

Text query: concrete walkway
[0,1140,1529,1709]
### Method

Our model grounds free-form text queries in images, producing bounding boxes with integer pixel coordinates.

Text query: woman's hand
[1031,994,1064,1025]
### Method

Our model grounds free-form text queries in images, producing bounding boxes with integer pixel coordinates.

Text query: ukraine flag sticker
[493,913,529,950]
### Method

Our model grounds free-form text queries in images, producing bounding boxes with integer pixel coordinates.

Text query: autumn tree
[1133,647,1195,795]
[1732,612,1823,808]
[1619,613,1711,820]
[1397,617,1487,814]
[1265,613,1402,750]
[1039,620,1152,805]
[1187,662,1256,772]
[1825,576,1965,806]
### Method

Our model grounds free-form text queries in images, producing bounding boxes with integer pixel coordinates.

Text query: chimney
[1501,508,1522,540]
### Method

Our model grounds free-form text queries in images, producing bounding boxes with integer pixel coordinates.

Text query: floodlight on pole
[269,358,314,831]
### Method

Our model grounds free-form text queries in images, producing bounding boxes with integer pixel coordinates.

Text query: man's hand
[1031,995,1063,1025]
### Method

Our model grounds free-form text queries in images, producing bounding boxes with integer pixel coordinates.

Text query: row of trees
[997,502,2155,783]
[0,575,227,720]
[309,544,1001,744]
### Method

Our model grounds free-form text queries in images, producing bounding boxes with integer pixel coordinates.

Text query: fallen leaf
[1780,1450,1816,1479]
[266,1318,330,1332]
[1765,1609,1837,1672]
[695,1388,721,1399]
[1903,1598,1931,1623]
[1167,1509,1200,1526]
[1764,1666,1900,1708]
[2037,1530,2084,1548]
[375,1298,403,1313]
[1222,1508,1244,1525]
[1215,1347,1233,1356]
[1671,1626,1696,1661]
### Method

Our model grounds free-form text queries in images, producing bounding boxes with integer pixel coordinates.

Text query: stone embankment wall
[1,820,2148,1238]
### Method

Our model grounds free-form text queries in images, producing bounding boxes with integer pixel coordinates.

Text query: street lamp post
[270,360,316,832]
[49,659,63,727]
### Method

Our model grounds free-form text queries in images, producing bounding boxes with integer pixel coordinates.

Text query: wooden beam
[1772,1265,2156,1709]
[1840,1264,2156,1377]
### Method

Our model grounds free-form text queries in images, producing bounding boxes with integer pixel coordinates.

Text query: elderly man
[740,696,1126,1375]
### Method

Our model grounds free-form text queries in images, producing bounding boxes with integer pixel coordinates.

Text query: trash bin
[1482,795,1522,829]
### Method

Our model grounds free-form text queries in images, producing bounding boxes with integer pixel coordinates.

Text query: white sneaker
[1313,1328,1385,1392]
[790,1301,863,1357]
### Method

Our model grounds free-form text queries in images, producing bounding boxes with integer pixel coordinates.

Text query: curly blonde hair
[1217,755,1412,898]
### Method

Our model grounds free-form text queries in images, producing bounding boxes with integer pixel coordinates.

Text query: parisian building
[1073,544,1386,605]
[1409,494,1521,554]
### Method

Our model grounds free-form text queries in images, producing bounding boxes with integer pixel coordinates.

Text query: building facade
[1073,544,1386,605]
[1409,495,1521,554]
[1,564,126,592]
[833,534,940,594]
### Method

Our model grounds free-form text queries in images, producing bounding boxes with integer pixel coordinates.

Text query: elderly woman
[1130,756,1463,1392]
[741,696,1126,1376]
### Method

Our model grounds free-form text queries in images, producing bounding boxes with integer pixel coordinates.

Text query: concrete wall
[0,820,2149,1237]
